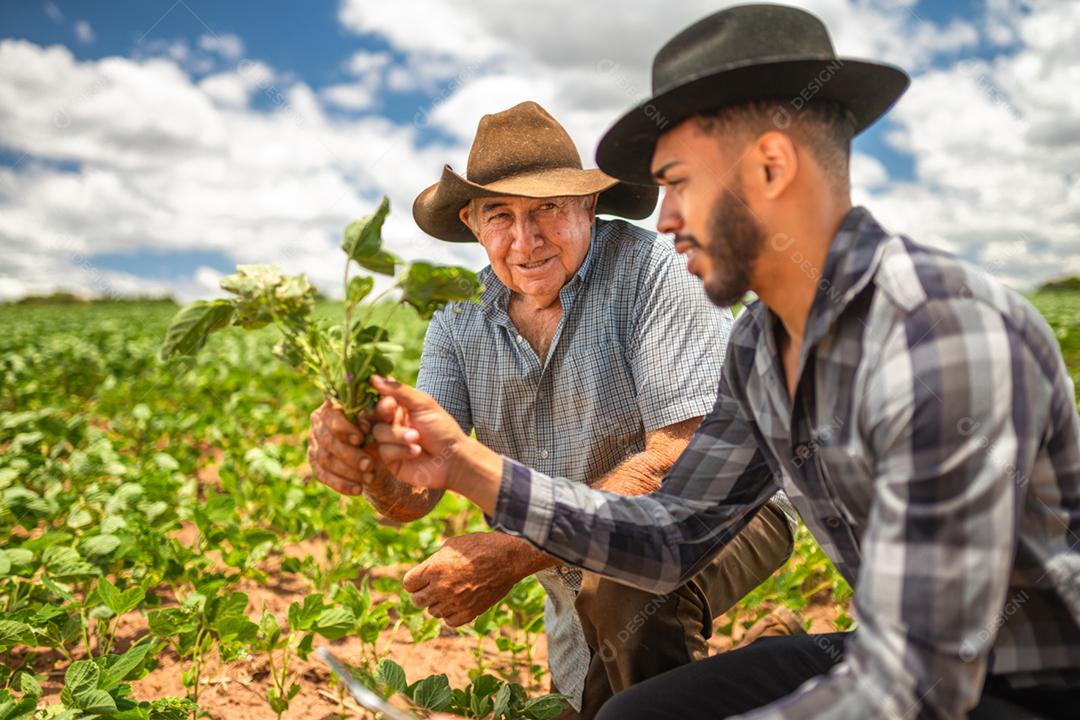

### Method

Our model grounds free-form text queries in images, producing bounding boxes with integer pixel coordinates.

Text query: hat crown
[652,4,835,95]
[465,101,583,185]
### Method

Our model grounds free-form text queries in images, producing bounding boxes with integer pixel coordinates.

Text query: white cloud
[336,0,1072,289]
[344,50,392,77]
[321,82,377,111]
[74,20,95,45]
[0,40,486,302]
[862,0,1080,288]
[199,60,274,108]
[198,33,245,62]
[0,0,1076,302]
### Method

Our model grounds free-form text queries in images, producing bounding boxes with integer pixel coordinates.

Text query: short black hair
[693,100,856,193]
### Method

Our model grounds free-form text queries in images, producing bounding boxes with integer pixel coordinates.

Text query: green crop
[160,196,482,420]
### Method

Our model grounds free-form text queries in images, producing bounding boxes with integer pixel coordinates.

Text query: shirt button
[558,565,569,575]
[794,443,810,457]
[516,334,525,343]
[539,449,550,459]
[824,516,842,529]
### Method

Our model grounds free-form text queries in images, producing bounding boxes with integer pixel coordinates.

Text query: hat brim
[413,165,658,243]
[596,57,910,185]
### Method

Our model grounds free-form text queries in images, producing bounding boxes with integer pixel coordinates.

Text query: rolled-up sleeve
[490,366,780,594]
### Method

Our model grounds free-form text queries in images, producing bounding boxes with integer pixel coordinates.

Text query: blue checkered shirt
[417,218,734,707]
[490,207,1080,719]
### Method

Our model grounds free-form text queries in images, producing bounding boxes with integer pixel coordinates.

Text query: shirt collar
[477,220,602,326]
[755,206,889,352]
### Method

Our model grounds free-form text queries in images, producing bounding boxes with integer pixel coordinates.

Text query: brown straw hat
[413,101,658,243]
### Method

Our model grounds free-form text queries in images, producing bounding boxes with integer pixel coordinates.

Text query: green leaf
[80,534,122,559]
[356,249,399,276]
[399,262,483,319]
[43,546,97,579]
[410,675,453,711]
[491,683,512,719]
[346,276,374,306]
[64,660,100,696]
[0,621,34,650]
[100,642,154,691]
[214,615,258,644]
[73,688,117,714]
[146,697,197,720]
[257,610,282,649]
[522,694,570,719]
[160,299,235,360]
[1,548,33,570]
[287,594,325,632]
[341,196,390,262]
[147,608,198,638]
[97,578,145,617]
[375,659,407,695]
[145,699,196,720]
[313,606,355,640]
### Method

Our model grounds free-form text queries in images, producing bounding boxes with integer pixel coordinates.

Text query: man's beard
[701,183,766,308]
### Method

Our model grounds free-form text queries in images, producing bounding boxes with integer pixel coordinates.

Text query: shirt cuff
[487,456,557,549]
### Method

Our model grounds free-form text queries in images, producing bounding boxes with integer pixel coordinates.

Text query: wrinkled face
[651,120,766,308]
[460,195,595,300]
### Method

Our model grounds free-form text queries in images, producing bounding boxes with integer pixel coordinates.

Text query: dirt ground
[25,524,840,720]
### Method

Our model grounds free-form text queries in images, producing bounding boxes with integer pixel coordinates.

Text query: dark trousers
[557,501,795,719]
[595,632,1080,719]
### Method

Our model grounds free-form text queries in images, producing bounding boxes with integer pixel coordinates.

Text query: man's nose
[656,189,682,236]
[510,213,543,252]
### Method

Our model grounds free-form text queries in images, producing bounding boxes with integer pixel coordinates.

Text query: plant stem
[342,260,353,412]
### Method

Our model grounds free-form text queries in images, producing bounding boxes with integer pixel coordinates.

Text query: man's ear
[458,203,482,242]
[753,131,798,200]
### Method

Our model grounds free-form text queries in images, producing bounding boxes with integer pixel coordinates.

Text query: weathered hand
[403,533,530,628]
[369,375,470,490]
[307,400,375,496]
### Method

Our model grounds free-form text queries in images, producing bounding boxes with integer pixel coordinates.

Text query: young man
[361,5,1080,718]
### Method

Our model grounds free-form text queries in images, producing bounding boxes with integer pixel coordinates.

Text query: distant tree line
[1038,276,1080,293]
[8,292,178,306]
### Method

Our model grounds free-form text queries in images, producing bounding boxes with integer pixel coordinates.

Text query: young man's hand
[370,375,503,515]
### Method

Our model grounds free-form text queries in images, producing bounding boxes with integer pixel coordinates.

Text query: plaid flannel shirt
[490,207,1080,719]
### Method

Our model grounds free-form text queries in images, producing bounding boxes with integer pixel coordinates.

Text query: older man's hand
[403,532,536,628]
[308,400,376,496]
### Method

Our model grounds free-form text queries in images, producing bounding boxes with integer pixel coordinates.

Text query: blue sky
[0,0,1075,299]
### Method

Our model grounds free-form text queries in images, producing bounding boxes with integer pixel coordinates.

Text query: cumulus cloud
[336,0,1074,289]
[0,39,486,301]
[198,33,244,62]
[0,0,1075,302]
[865,0,1080,286]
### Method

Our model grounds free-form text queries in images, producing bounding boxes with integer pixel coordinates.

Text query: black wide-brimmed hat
[414,101,658,243]
[596,3,910,185]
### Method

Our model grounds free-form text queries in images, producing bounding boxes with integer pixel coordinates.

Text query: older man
[308,101,796,718]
